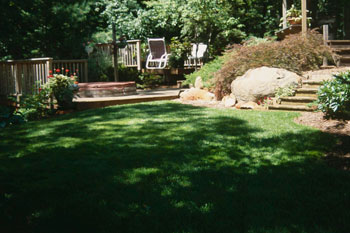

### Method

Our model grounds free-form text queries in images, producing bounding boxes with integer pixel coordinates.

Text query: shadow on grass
[0,102,349,233]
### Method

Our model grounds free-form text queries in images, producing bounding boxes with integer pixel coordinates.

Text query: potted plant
[286,4,302,25]
[280,4,312,27]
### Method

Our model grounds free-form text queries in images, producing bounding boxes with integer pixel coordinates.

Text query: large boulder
[231,66,301,102]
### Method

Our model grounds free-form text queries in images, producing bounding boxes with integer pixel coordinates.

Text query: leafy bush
[168,37,192,68]
[47,70,79,109]
[20,89,53,121]
[118,65,141,82]
[20,70,79,119]
[317,71,350,118]
[214,31,333,99]
[0,105,25,128]
[88,51,114,82]
[274,84,298,103]
[137,73,164,89]
[184,53,231,89]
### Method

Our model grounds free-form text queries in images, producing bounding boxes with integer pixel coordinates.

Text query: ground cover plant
[214,31,333,99]
[317,71,350,118]
[1,101,350,233]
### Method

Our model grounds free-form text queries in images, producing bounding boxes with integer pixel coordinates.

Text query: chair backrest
[148,38,167,59]
[191,43,207,58]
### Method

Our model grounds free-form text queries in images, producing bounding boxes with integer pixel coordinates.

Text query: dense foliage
[214,31,333,99]
[1,0,349,60]
[317,71,350,118]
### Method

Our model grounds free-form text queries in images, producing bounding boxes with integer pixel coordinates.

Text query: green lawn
[1,101,349,233]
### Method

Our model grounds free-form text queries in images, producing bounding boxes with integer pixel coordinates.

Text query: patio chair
[186,43,208,67]
[146,38,170,69]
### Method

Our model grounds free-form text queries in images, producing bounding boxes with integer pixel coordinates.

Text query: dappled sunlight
[0,101,349,233]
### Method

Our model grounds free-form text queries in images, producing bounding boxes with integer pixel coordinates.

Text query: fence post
[136,40,142,71]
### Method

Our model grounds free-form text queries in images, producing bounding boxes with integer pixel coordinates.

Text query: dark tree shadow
[0,102,349,233]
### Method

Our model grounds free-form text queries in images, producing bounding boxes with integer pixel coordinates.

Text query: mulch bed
[295,112,350,171]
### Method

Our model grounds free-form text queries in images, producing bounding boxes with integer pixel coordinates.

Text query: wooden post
[282,0,287,29]
[301,0,307,34]
[84,60,88,82]
[136,40,142,71]
[112,22,119,82]
[323,24,329,67]
[46,58,52,83]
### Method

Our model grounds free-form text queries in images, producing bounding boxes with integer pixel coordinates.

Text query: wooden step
[332,48,350,54]
[327,40,350,45]
[268,104,314,112]
[338,62,350,67]
[302,80,323,88]
[280,96,316,106]
[295,88,318,97]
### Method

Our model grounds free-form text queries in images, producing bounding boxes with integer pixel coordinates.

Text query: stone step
[280,96,316,106]
[268,104,314,112]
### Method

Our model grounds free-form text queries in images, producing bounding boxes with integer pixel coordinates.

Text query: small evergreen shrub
[317,71,350,118]
[214,31,333,99]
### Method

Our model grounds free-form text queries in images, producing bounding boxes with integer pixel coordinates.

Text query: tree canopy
[0,0,349,60]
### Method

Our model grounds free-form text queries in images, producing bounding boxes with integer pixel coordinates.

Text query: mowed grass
[0,101,349,233]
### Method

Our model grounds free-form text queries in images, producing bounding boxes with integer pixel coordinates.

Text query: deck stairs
[268,68,350,111]
[327,40,350,67]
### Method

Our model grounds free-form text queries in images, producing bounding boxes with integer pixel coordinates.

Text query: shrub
[0,105,25,128]
[168,37,192,68]
[47,70,79,109]
[214,31,333,99]
[317,71,350,118]
[20,89,53,120]
[137,73,164,89]
[274,84,298,103]
[184,53,230,89]
[88,51,114,82]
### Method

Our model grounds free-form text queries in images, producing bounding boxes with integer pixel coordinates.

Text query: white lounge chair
[146,38,170,69]
[185,43,208,67]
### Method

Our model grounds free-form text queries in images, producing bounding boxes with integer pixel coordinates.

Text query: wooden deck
[74,88,183,110]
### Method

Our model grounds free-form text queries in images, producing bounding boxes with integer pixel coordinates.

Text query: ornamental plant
[257,96,273,109]
[317,71,350,118]
[46,69,80,109]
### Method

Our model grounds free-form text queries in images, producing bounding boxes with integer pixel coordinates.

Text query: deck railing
[0,58,52,96]
[95,40,142,71]
[53,59,88,82]
[0,58,88,96]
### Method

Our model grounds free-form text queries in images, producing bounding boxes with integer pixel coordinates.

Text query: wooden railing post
[282,0,287,29]
[136,40,142,71]
[323,24,329,67]
[46,58,53,83]
[84,60,88,82]
[323,24,329,44]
